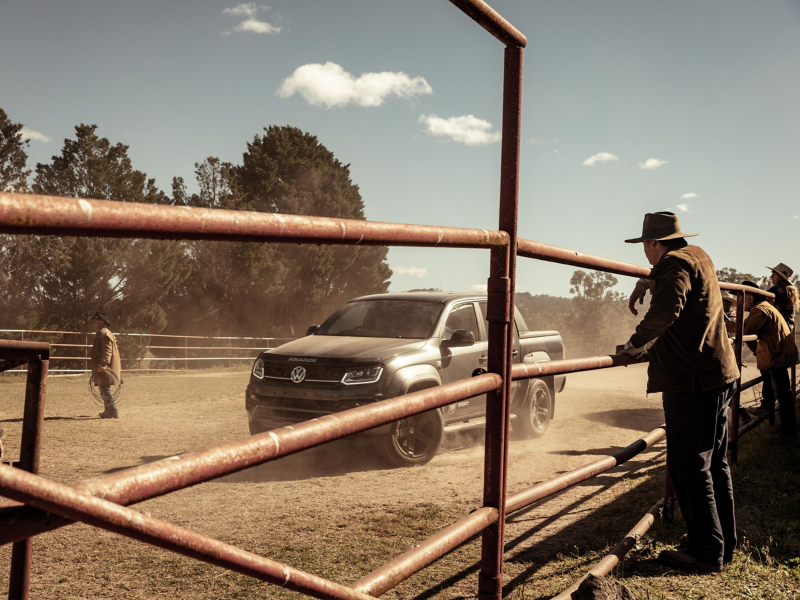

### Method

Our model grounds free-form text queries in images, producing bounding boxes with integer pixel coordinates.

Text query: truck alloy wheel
[514,379,551,439]
[378,409,444,468]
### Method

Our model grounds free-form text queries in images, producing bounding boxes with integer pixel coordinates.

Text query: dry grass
[506,417,800,600]
[1,369,797,599]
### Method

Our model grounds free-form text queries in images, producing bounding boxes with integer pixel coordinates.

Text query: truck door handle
[478,355,487,364]
[512,350,519,357]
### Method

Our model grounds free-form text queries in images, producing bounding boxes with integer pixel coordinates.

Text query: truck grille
[262,363,343,383]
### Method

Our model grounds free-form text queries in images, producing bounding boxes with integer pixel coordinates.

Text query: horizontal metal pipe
[350,426,665,596]
[511,353,648,380]
[0,373,502,546]
[0,340,50,361]
[0,193,508,249]
[1,329,282,340]
[506,426,666,514]
[517,238,651,279]
[516,238,774,298]
[351,507,498,597]
[0,464,376,600]
[738,415,765,438]
[448,0,526,47]
[739,375,766,393]
[551,499,666,600]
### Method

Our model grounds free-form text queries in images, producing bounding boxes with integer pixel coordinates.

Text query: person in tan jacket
[741,281,798,436]
[622,211,738,573]
[90,312,121,419]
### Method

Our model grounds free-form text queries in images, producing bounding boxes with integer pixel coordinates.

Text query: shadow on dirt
[103,455,175,474]
[581,408,665,432]
[411,458,666,600]
[0,415,98,423]
[222,428,488,483]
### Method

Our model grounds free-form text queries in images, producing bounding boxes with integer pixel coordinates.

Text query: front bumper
[245,380,393,436]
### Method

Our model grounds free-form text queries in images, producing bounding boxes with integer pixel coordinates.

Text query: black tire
[513,379,551,439]
[377,409,444,468]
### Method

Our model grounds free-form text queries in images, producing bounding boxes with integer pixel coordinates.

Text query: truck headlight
[252,358,265,379]
[342,366,383,385]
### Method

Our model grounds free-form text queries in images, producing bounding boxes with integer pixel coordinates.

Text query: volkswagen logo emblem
[290,366,307,383]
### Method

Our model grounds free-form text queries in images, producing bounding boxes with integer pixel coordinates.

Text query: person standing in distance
[90,312,121,419]
[740,280,798,436]
[620,212,739,572]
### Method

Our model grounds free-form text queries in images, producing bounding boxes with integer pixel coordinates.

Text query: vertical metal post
[729,291,745,464]
[7,357,49,600]
[478,45,522,600]
[84,332,88,369]
[185,337,189,371]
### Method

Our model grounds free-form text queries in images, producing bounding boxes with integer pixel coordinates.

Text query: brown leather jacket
[630,243,739,394]
[743,300,798,370]
[91,327,121,387]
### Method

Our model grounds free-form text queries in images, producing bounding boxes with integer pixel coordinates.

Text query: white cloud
[676,204,690,213]
[277,63,432,108]
[680,192,698,200]
[223,3,260,18]
[18,127,51,143]
[582,152,618,166]
[418,114,501,146]
[469,284,488,293]
[222,4,279,35]
[794,215,800,219]
[394,265,427,278]
[640,158,668,170]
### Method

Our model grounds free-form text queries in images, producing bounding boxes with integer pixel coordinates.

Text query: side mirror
[306,325,319,336]
[445,329,475,347]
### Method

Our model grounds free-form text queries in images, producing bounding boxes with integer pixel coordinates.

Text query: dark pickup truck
[246,292,565,467]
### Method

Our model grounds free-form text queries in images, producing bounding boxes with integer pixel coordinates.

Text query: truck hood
[267,336,426,362]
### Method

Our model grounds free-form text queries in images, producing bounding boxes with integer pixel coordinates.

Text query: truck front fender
[386,364,442,398]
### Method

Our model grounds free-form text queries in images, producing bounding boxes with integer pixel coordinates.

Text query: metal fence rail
[0,329,294,373]
[0,1,788,599]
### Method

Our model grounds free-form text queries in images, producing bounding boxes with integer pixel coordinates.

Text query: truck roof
[350,291,485,304]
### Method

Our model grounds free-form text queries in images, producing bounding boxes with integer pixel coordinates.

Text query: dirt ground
[0,365,768,599]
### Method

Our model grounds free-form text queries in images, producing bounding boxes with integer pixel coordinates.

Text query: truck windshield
[316,300,443,339]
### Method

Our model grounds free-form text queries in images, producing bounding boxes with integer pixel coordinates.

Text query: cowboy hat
[89,311,110,326]
[625,211,698,244]
[766,262,793,284]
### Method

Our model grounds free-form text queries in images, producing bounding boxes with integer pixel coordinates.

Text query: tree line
[0,108,391,342]
[2,106,795,358]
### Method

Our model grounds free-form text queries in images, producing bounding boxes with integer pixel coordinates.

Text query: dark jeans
[100,386,118,414]
[766,367,797,436]
[663,380,737,567]
[759,370,774,415]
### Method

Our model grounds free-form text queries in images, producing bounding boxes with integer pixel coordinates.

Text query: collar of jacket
[656,239,689,267]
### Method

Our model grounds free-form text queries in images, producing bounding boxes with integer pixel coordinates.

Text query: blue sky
[2,0,799,296]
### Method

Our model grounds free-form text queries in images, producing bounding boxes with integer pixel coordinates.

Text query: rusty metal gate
[0,1,790,599]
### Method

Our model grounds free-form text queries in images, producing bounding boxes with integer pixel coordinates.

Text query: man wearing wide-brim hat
[621,211,739,573]
[90,312,122,419]
[765,262,797,332]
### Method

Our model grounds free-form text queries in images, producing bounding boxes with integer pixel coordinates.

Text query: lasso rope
[88,370,125,406]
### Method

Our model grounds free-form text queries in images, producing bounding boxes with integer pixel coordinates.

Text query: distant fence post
[184,336,188,371]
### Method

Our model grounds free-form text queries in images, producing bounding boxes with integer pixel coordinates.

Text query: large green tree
[0,108,44,329]
[166,126,392,336]
[32,125,189,333]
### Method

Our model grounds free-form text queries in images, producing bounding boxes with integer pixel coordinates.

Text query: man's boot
[99,388,119,419]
